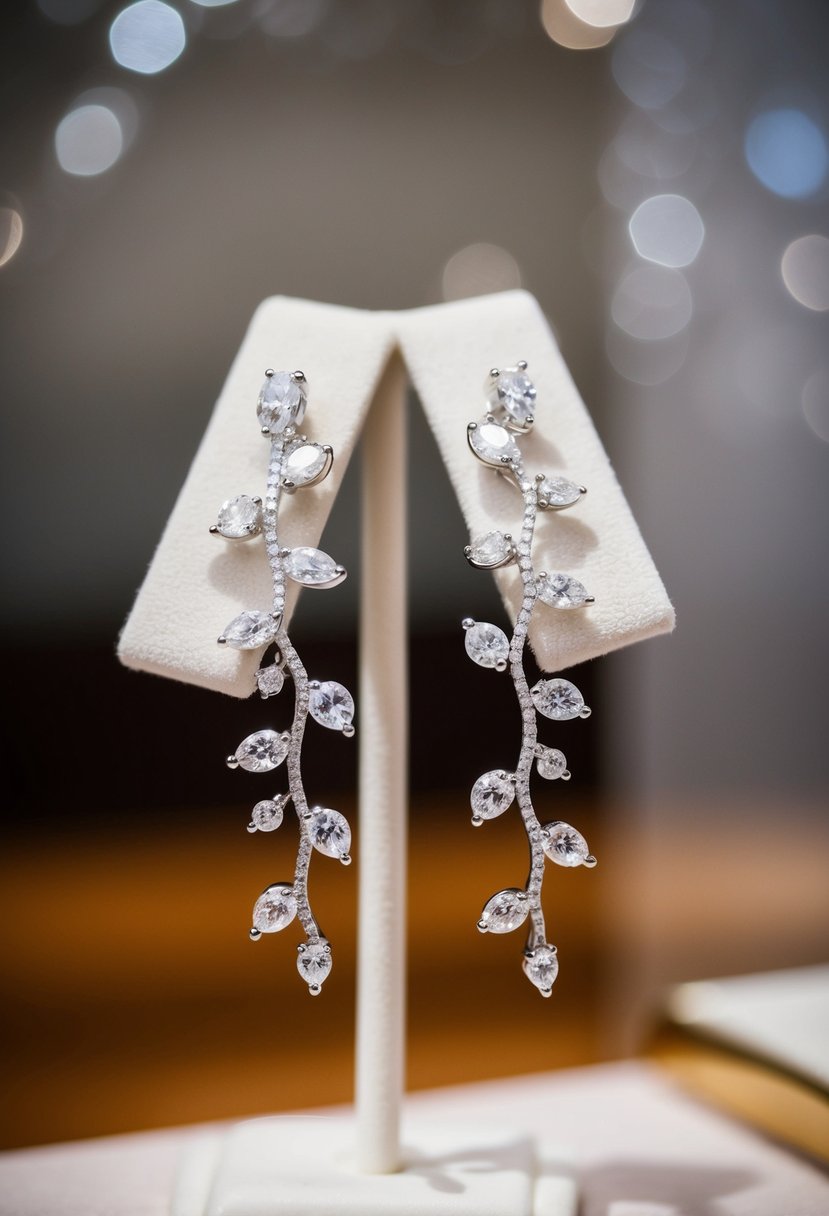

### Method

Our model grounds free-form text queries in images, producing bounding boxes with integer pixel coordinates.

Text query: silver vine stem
[464,362,597,997]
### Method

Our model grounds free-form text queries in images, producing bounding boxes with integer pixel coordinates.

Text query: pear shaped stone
[284,442,329,487]
[466,531,514,569]
[283,546,344,587]
[256,664,285,699]
[531,678,585,721]
[216,495,262,539]
[536,572,592,609]
[308,807,351,859]
[542,822,590,867]
[251,798,284,832]
[523,944,559,995]
[478,888,529,934]
[468,420,520,466]
[535,747,568,780]
[252,883,297,933]
[487,366,537,425]
[470,770,515,821]
[309,681,355,733]
[221,610,278,650]
[464,620,510,670]
[537,475,584,510]
[297,941,333,992]
[232,729,290,773]
[257,371,306,434]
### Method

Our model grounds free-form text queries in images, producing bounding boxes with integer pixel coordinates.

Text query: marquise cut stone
[464,621,510,669]
[216,495,262,539]
[256,664,285,698]
[537,573,591,609]
[284,442,328,486]
[235,729,290,773]
[536,747,568,780]
[523,944,559,994]
[252,883,297,933]
[542,822,590,867]
[284,546,342,586]
[488,367,537,424]
[468,531,513,568]
[479,888,529,934]
[222,610,278,650]
[531,678,585,721]
[470,770,515,820]
[537,475,583,510]
[309,681,354,732]
[257,371,306,434]
[468,420,520,466]
[297,942,333,990]
[308,807,351,859]
[252,798,284,832]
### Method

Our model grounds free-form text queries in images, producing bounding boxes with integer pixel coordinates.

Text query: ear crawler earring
[212,369,354,996]
[463,363,596,998]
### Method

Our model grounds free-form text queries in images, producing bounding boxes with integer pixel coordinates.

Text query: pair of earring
[210,364,595,1000]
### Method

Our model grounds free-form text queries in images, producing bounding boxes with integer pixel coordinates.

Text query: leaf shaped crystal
[284,442,330,488]
[252,883,297,933]
[531,677,585,721]
[487,366,537,425]
[478,888,529,934]
[309,681,355,733]
[284,546,345,587]
[535,746,568,780]
[308,807,351,859]
[215,494,262,539]
[536,572,592,609]
[464,620,510,669]
[256,664,284,698]
[257,370,306,435]
[232,729,290,773]
[536,475,584,510]
[541,822,590,867]
[470,770,515,821]
[468,420,520,466]
[523,944,559,995]
[221,610,278,650]
[251,798,284,832]
[466,531,515,569]
[297,941,333,993]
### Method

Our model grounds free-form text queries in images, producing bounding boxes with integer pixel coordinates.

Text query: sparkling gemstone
[479,888,529,934]
[283,546,342,586]
[308,807,351,859]
[257,371,306,434]
[221,610,278,650]
[536,747,568,780]
[284,442,328,487]
[309,681,354,732]
[487,366,537,424]
[536,573,591,609]
[252,798,284,832]
[252,883,297,933]
[536,475,583,510]
[464,621,510,669]
[531,678,585,721]
[542,822,590,867]
[216,494,262,539]
[470,770,515,820]
[523,944,559,994]
[468,420,520,466]
[467,531,514,569]
[256,664,284,698]
[297,942,333,990]
[234,729,290,773]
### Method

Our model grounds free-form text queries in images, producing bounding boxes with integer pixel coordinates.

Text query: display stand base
[171,1116,577,1216]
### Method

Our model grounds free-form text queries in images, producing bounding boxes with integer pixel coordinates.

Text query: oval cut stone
[523,944,559,994]
[257,371,306,434]
[284,442,328,487]
[252,798,284,832]
[216,494,262,539]
[479,888,529,934]
[536,475,583,510]
[536,572,591,609]
[256,664,285,698]
[283,546,343,587]
[252,883,297,933]
[464,621,510,669]
[487,367,537,425]
[309,681,354,732]
[297,941,333,991]
[470,770,515,820]
[535,747,568,780]
[467,531,514,569]
[542,822,590,867]
[531,678,585,721]
[222,610,278,650]
[468,420,520,466]
[235,729,290,773]
[308,807,351,859]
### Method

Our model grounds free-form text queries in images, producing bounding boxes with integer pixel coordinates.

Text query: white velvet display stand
[118,291,674,1216]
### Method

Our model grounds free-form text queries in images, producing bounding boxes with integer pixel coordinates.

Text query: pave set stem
[464,363,597,997]
[213,369,354,996]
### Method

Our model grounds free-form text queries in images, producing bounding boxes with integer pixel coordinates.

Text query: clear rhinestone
[531,678,585,721]
[297,942,333,990]
[234,729,290,773]
[537,475,583,510]
[537,573,591,609]
[283,546,343,586]
[464,621,510,669]
[216,494,262,539]
[488,367,536,424]
[252,798,284,832]
[542,822,590,867]
[468,420,520,466]
[284,442,328,486]
[467,531,514,568]
[252,883,297,933]
[308,807,351,859]
[309,681,354,732]
[536,747,568,780]
[523,944,559,994]
[479,888,529,934]
[470,770,515,820]
[257,664,284,698]
[221,610,278,650]
[257,371,306,434]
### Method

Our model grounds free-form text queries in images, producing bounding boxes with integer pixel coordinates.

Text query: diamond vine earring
[212,369,354,996]
[463,362,597,998]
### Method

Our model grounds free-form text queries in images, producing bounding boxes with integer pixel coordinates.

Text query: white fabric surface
[117,292,674,698]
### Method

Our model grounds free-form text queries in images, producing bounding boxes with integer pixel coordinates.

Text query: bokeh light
[109,0,186,75]
[611,264,692,339]
[189,0,240,6]
[564,0,635,28]
[441,242,522,301]
[540,0,617,50]
[629,193,704,268]
[612,29,687,109]
[802,369,829,442]
[54,105,124,177]
[744,109,828,199]
[781,234,829,311]
[0,208,23,268]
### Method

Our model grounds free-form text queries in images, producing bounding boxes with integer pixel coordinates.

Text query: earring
[463,362,597,997]
[212,369,354,996]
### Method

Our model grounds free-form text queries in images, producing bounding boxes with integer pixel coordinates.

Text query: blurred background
[1,0,827,1151]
